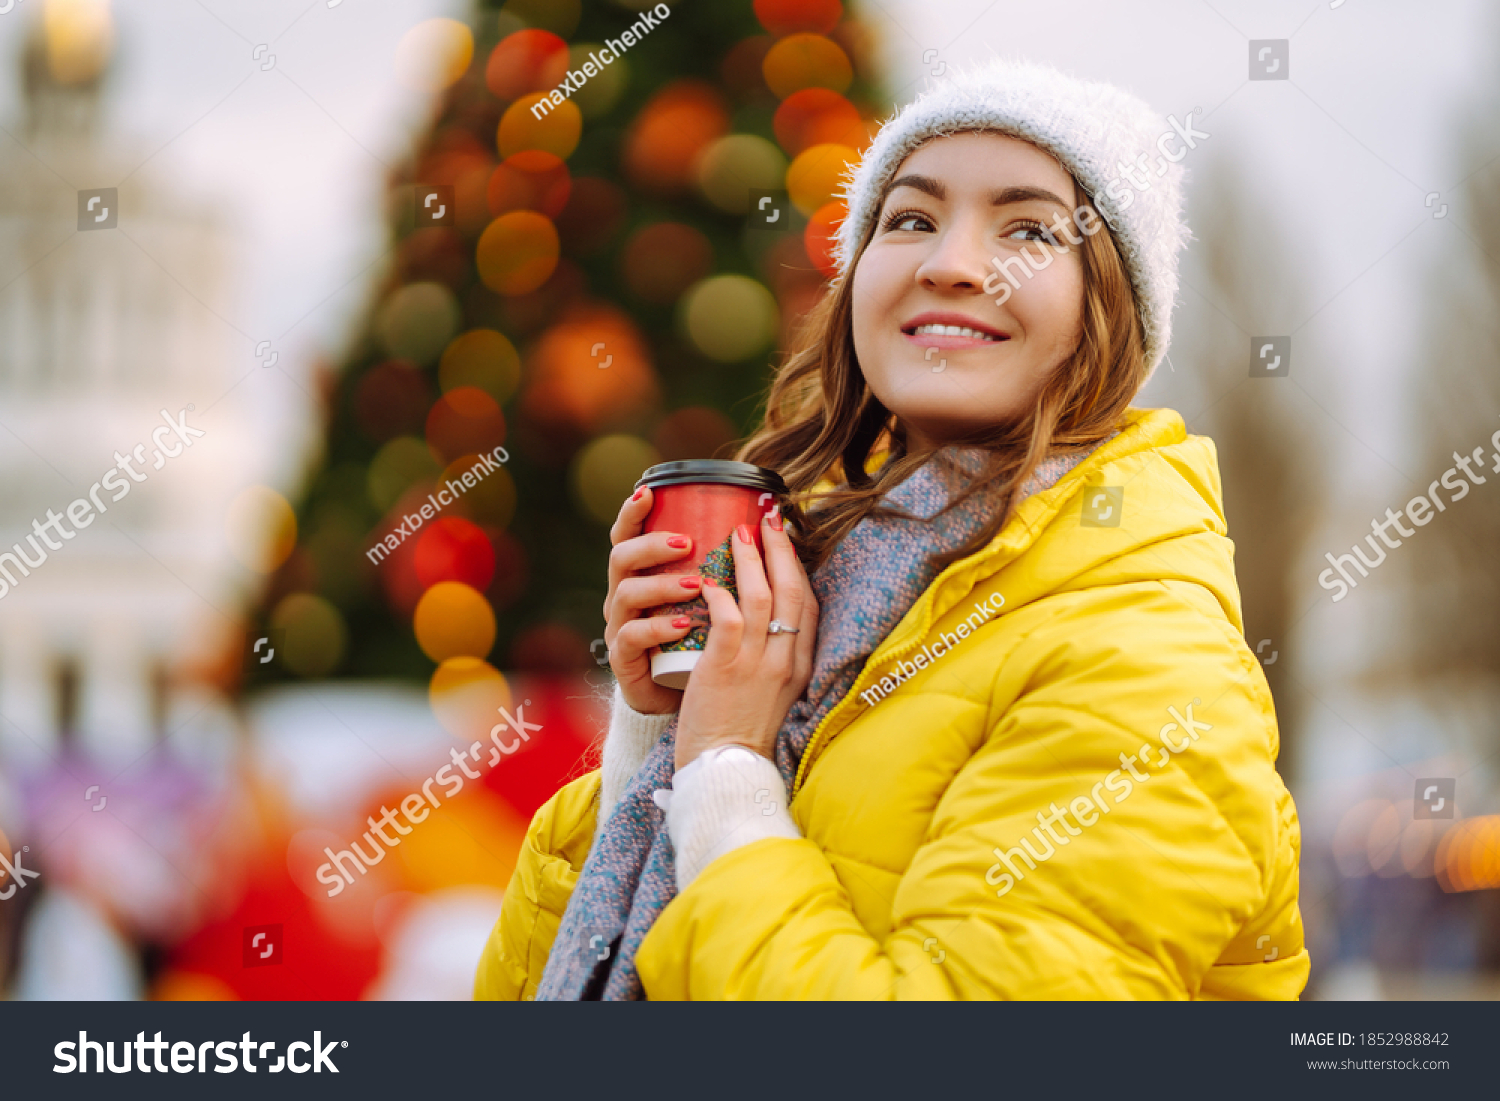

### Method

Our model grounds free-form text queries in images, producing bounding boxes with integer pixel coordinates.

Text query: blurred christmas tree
[243,0,885,701]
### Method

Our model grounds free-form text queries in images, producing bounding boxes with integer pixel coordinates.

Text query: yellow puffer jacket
[474,407,1308,1000]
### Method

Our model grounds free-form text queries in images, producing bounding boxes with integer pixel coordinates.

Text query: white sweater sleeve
[660,745,801,891]
[598,681,675,822]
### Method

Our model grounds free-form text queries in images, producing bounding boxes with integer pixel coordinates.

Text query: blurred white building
[0,5,246,764]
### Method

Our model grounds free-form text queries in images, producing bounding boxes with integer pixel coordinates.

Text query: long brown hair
[734,146,1147,576]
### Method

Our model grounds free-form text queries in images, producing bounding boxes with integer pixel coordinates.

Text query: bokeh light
[425,386,506,466]
[439,329,521,404]
[787,142,857,214]
[413,581,496,662]
[476,211,559,296]
[622,80,730,195]
[570,434,660,525]
[762,33,852,99]
[773,87,862,155]
[486,151,571,218]
[428,656,512,742]
[387,789,526,893]
[44,0,115,85]
[1437,816,1500,892]
[620,222,712,305]
[695,134,787,215]
[226,486,297,573]
[414,517,495,591]
[393,18,474,94]
[680,274,779,362]
[440,455,516,527]
[754,0,842,36]
[521,305,660,435]
[568,42,628,118]
[484,28,569,100]
[375,488,429,617]
[269,592,348,677]
[367,437,440,513]
[498,94,582,161]
[376,282,460,366]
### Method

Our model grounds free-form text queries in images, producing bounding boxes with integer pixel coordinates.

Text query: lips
[901,311,1010,350]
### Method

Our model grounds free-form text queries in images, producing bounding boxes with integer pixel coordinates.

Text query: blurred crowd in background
[0,0,1497,1000]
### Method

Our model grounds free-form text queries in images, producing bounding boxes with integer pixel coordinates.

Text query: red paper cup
[634,460,789,689]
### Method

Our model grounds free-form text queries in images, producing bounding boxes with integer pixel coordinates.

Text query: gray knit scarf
[535,442,1099,999]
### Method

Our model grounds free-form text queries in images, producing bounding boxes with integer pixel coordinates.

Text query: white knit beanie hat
[832,58,1192,380]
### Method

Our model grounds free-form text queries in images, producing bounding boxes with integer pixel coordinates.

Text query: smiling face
[850,131,1087,452]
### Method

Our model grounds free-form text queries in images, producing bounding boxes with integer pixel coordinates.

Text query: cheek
[850,253,903,355]
[1013,262,1084,351]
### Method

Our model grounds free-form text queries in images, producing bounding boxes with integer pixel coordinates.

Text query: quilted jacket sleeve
[634,581,1306,999]
[473,770,601,1000]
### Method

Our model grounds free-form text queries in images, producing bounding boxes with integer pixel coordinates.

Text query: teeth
[911,323,999,340]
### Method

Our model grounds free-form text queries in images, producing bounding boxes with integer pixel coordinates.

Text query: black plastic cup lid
[634,459,787,495]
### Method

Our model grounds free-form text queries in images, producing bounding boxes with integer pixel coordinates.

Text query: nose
[913,217,992,293]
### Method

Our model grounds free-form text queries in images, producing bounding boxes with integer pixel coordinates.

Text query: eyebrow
[883,174,1072,210]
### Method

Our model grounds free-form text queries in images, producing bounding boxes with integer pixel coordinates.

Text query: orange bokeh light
[414,581,496,662]
[498,94,582,161]
[762,33,852,99]
[521,304,661,436]
[786,142,857,214]
[476,210,559,296]
[429,656,512,742]
[754,0,842,36]
[622,80,730,195]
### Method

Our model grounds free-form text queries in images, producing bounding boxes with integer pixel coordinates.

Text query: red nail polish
[678,576,701,589]
[703,577,718,588]
[768,508,783,532]
[631,488,643,501]
[736,523,753,545]
[671,616,691,628]
[666,535,690,549]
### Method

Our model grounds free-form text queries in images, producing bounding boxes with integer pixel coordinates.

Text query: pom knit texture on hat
[832,58,1192,380]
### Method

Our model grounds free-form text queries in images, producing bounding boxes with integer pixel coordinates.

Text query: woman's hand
[602,485,700,716]
[674,507,818,770]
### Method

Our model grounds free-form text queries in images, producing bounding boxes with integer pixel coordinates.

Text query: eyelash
[880,207,930,232]
[878,210,1058,244]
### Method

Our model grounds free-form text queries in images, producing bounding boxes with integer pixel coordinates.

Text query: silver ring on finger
[767,619,800,635]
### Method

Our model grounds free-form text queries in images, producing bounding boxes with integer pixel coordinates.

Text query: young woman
[475,60,1308,1000]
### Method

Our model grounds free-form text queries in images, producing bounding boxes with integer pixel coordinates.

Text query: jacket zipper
[791,430,1121,795]
[792,571,962,798]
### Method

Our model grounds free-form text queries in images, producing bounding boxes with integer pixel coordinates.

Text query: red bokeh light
[754,0,842,36]
[414,516,496,592]
[773,87,863,156]
[485,29,569,101]
[486,151,572,218]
